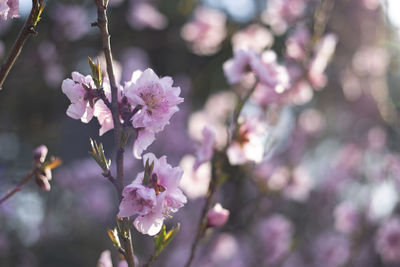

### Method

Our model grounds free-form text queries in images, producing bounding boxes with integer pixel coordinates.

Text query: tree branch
[0,0,45,89]
[93,1,135,266]
[0,170,35,205]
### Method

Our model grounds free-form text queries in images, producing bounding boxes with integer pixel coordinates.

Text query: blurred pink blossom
[258,214,293,264]
[313,233,350,267]
[127,0,168,30]
[227,117,267,165]
[51,4,90,41]
[0,0,19,21]
[261,0,308,34]
[179,155,210,199]
[207,203,230,227]
[285,25,311,61]
[334,202,360,234]
[232,24,274,53]
[308,34,338,89]
[194,126,216,170]
[375,216,400,263]
[181,7,226,55]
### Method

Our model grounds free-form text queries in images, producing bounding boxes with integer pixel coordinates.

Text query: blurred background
[1,0,400,266]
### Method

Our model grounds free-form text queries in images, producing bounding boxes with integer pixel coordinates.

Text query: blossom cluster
[62,68,183,159]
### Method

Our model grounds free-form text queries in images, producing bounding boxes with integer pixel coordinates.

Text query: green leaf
[88,138,110,172]
[107,228,121,249]
[88,57,102,89]
[143,159,154,186]
[154,223,180,256]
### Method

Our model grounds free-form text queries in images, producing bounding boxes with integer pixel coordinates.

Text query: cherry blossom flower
[227,117,267,165]
[119,153,186,236]
[285,25,311,61]
[179,155,211,199]
[261,0,308,34]
[376,216,400,263]
[207,203,230,227]
[97,250,136,267]
[181,6,226,55]
[313,233,350,267]
[61,72,96,123]
[223,49,259,85]
[258,214,293,264]
[0,0,19,21]
[194,126,216,170]
[50,4,89,41]
[33,145,52,191]
[124,68,183,158]
[308,33,338,89]
[334,202,360,234]
[118,183,157,217]
[127,0,168,30]
[232,24,274,53]
[93,78,123,136]
[224,49,290,94]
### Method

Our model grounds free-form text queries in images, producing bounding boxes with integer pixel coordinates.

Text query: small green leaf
[88,57,102,89]
[143,159,154,185]
[154,223,180,255]
[88,138,110,172]
[107,228,121,249]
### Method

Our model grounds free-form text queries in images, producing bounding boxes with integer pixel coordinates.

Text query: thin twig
[93,1,135,266]
[184,157,218,267]
[0,170,35,205]
[143,253,157,267]
[0,0,45,89]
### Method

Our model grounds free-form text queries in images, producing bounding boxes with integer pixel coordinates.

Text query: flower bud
[33,145,48,164]
[207,203,230,227]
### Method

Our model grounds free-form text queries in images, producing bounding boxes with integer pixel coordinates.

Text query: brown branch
[0,0,45,89]
[0,170,35,205]
[93,1,135,267]
[184,157,218,267]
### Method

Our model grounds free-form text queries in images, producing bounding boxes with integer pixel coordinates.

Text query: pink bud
[33,145,48,163]
[207,203,230,227]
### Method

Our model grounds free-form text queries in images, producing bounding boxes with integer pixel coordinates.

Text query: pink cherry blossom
[334,202,360,234]
[97,250,137,267]
[258,214,293,264]
[181,6,226,55]
[61,72,96,123]
[376,216,400,262]
[97,250,113,267]
[285,25,311,61]
[179,155,211,199]
[50,4,89,41]
[223,49,258,85]
[232,24,274,53]
[261,0,308,34]
[119,153,186,236]
[313,233,350,267]
[93,78,123,136]
[118,182,157,217]
[33,145,48,164]
[194,126,216,170]
[253,50,290,91]
[33,145,52,192]
[124,68,183,158]
[0,0,19,21]
[227,117,267,165]
[308,33,338,89]
[207,203,230,227]
[127,1,168,30]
